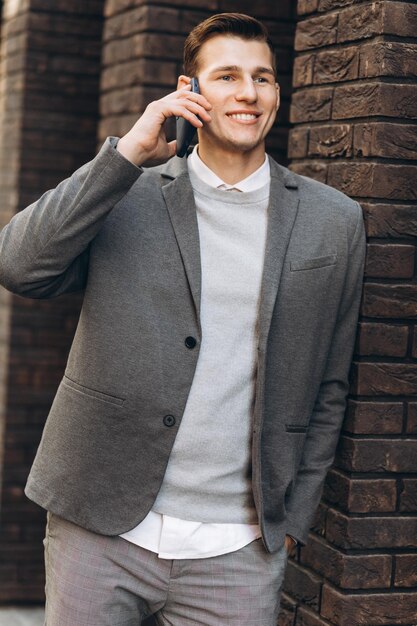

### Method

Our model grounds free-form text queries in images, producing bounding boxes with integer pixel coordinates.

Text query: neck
[196,141,266,185]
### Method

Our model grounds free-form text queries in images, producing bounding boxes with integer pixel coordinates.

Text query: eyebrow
[209,65,275,77]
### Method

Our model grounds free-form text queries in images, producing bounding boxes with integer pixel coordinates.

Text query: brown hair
[183,13,276,78]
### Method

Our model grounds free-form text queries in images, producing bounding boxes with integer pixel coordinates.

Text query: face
[189,35,280,158]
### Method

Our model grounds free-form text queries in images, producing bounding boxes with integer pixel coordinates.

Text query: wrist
[116,135,148,167]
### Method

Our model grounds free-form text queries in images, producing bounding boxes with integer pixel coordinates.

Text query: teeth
[229,113,257,120]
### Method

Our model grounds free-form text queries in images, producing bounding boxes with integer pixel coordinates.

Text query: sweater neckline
[188,167,270,205]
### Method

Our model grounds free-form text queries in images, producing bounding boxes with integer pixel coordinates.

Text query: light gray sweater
[153,170,270,524]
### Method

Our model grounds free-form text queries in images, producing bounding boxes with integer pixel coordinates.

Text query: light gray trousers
[44,512,289,626]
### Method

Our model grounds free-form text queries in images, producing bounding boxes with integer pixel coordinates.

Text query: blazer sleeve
[284,201,366,546]
[0,137,141,298]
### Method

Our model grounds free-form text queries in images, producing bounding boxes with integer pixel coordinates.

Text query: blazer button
[185,336,197,349]
[163,414,176,427]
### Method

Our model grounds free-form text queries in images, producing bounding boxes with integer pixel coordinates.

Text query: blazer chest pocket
[62,375,125,407]
[290,253,337,272]
[285,423,308,433]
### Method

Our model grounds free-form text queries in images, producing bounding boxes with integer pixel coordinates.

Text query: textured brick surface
[326,508,417,550]
[362,284,417,319]
[322,585,417,625]
[324,469,397,513]
[395,554,417,588]
[289,2,417,623]
[353,362,417,396]
[365,244,415,279]
[336,435,417,473]
[357,322,409,357]
[300,533,392,589]
[344,400,404,435]
[407,403,417,434]
[0,0,103,604]
[283,560,323,610]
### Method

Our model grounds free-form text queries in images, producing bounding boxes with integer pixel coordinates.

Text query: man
[0,12,365,626]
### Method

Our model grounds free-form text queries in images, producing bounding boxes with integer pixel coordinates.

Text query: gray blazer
[0,137,366,552]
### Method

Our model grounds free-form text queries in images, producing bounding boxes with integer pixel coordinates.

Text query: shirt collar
[188,145,270,192]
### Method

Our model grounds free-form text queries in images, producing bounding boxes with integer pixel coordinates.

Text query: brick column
[0,0,104,603]
[283,1,417,625]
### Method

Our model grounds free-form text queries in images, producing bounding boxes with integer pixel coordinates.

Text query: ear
[177,74,192,90]
[275,82,281,112]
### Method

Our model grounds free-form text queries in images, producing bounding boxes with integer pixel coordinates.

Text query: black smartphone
[176,77,200,158]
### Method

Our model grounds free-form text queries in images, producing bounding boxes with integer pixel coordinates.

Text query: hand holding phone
[117,77,210,166]
[176,78,200,158]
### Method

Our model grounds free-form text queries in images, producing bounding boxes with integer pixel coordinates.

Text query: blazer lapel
[161,161,202,324]
[258,158,300,350]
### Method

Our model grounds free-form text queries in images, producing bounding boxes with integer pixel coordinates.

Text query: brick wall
[99,0,296,164]
[0,0,104,603]
[283,0,417,624]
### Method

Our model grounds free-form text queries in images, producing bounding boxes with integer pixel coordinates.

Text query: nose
[235,77,257,103]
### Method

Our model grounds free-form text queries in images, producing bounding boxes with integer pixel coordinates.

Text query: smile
[227,113,259,120]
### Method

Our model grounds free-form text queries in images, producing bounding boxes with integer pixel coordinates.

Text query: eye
[220,75,233,81]
[254,76,268,84]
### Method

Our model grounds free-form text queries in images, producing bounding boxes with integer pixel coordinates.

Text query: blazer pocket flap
[62,375,125,406]
[290,253,337,272]
[285,423,308,433]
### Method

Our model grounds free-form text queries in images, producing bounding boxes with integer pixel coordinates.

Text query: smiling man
[0,13,365,626]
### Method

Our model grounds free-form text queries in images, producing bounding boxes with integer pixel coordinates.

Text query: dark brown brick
[101,58,176,91]
[100,85,167,116]
[322,584,417,625]
[280,590,298,614]
[318,0,363,11]
[337,2,384,43]
[328,163,417,200]
[103,6,180,42]
[295,605,332,626]
[356,356,417,395]
[300,532,392,588]
[365,244,415,280]
[290,160,328,183]
[363,283,417,319]
[353,362,417,396]
[336,435,417,473]
[288,127,309,159]
[383,1,417,38]
[359,42,417,79]
[102,33,183,66]
[308,124,352,158]
[283,560,322,609]
[324,469,397,513]
[395,554,417,588]
[326,508,417,549]
[311,502,328,539]
[407,403,417,434]
[298,0,319,15]
[290,87,333,123]
[314,47,359,84]
[413,332,417,359]
[354,122,417,160]
[277,606,296,626]
[333,83,417,120]
[357,322,409,357]
[294,14,338,51]
[399,479,417,513]
[344,400,404,435]
[362,202,417,238]
[293,54,314,87]
[219,0,292,16]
